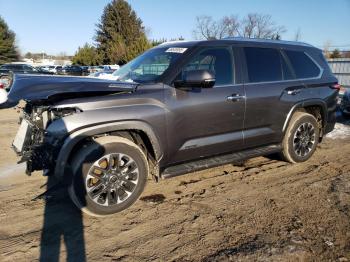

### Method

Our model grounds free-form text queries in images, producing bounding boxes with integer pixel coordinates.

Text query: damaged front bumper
[12,105,68,175]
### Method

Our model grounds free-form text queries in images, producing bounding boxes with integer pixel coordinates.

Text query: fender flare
[282,99,328,133]
[54,121,163,180]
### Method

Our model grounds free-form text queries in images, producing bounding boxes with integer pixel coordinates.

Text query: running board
[161,144,282,179]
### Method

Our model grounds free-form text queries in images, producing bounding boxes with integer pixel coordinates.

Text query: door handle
[286,89,301,95]
[227,94,246,102]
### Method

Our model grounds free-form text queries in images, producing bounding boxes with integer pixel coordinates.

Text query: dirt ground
[0,107,350,262]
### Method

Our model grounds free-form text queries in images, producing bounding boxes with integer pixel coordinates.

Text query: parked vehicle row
[0,63,121,89]
[0,63,55,89]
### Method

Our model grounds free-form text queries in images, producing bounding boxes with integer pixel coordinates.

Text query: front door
[165,46,246,165]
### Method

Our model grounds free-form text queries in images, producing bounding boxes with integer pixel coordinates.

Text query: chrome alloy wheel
[293,122,316,157]
[85,153,139,207]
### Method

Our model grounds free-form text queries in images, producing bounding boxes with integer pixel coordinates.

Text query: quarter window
[244,47,283,82]
[182,47,234,86]
[284,50,321,79]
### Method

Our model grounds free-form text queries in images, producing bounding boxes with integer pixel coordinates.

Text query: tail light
[330,83,342,91]
[0,82,4,89]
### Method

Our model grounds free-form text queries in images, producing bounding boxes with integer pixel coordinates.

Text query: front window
[112,47,187,83]
[23,65,35,71]
[177,47,234,86]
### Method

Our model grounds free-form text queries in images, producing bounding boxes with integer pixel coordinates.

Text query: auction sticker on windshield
[166,47,187,53]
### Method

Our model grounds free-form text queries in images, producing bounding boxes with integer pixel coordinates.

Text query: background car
[0,63,53,89]
[38,65,51,72]
[340,88,350,117]
[80,66,90,76]
[58,65,84,76]
[46,65,62,74]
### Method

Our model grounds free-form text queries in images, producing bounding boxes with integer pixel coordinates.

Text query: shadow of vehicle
[39,175,86,262]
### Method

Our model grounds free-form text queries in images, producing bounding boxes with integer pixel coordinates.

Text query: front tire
[281,112,320,163]
[68,136,149,216]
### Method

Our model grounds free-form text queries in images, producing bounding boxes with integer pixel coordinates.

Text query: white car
[106,64,120,70]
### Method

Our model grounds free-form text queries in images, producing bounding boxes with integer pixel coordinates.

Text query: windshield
[112,47,187,83]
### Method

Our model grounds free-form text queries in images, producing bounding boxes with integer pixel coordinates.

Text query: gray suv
[2,39,339,216]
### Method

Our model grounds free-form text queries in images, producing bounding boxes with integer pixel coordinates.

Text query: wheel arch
[282,99,328,134]
[54,121,163,180]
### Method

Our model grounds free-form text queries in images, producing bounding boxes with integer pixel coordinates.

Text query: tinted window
[23,65,34,71]
[2,64,19,70]
[182,47,233,86]
[244,47,282,82]
[284,50,320,79]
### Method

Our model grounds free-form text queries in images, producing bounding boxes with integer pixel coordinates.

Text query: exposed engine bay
[13,103,80,175]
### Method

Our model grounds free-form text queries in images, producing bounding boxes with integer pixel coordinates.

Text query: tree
[150,37,185,47]
[0,16,19,64]
[330,49,342,59]
[240,13,285,39]
[294,28,302,41]
[95,0,151,65]
[323,40,332,58]
[24,52,32,59]
[72,43,101,65]
[193,13,285,40]
[193,15,240,40]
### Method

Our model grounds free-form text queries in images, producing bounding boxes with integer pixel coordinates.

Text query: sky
[0,0,349,56]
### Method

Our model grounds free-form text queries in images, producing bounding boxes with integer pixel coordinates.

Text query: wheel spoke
[107,188,117,205]
[117,187,128,201]
[108,154,114,170]
[88,184,105,199]
[115,154,122,169]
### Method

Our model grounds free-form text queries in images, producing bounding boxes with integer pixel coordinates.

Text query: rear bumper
[324,110,336,135]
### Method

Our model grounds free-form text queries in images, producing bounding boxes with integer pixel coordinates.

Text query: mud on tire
[281,111,320,163]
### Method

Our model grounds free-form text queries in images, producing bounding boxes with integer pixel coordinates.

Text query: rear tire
[68,136,149,216]
[281,111,320,163]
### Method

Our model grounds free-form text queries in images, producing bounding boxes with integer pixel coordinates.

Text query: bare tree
[192,16,216,40]
[240,13,286,39]
[323,40,332,58]
[294,27,302,41]
[193,13,285,40]
[193,15,239,40]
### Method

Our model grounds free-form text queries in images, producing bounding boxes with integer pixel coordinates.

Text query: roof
[158,37,317,50]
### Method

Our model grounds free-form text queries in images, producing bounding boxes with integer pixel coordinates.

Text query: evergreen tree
[95,0,151,65]
[72,43,101,65]
[0,16,19,64]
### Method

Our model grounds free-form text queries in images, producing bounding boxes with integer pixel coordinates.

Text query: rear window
[284,50,321,79]
[244,47,283,83]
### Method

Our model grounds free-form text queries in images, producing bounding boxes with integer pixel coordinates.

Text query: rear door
[242,46,300,148]
[165,46,246,164]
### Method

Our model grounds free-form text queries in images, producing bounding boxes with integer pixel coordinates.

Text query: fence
[327,58,350,88]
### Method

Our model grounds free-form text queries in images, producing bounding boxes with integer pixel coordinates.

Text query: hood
[0,74,137,108]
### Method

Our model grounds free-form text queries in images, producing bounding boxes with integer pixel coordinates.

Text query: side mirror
[174,69,215,88]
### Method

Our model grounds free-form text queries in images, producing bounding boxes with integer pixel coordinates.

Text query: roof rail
[222,37,314,47]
